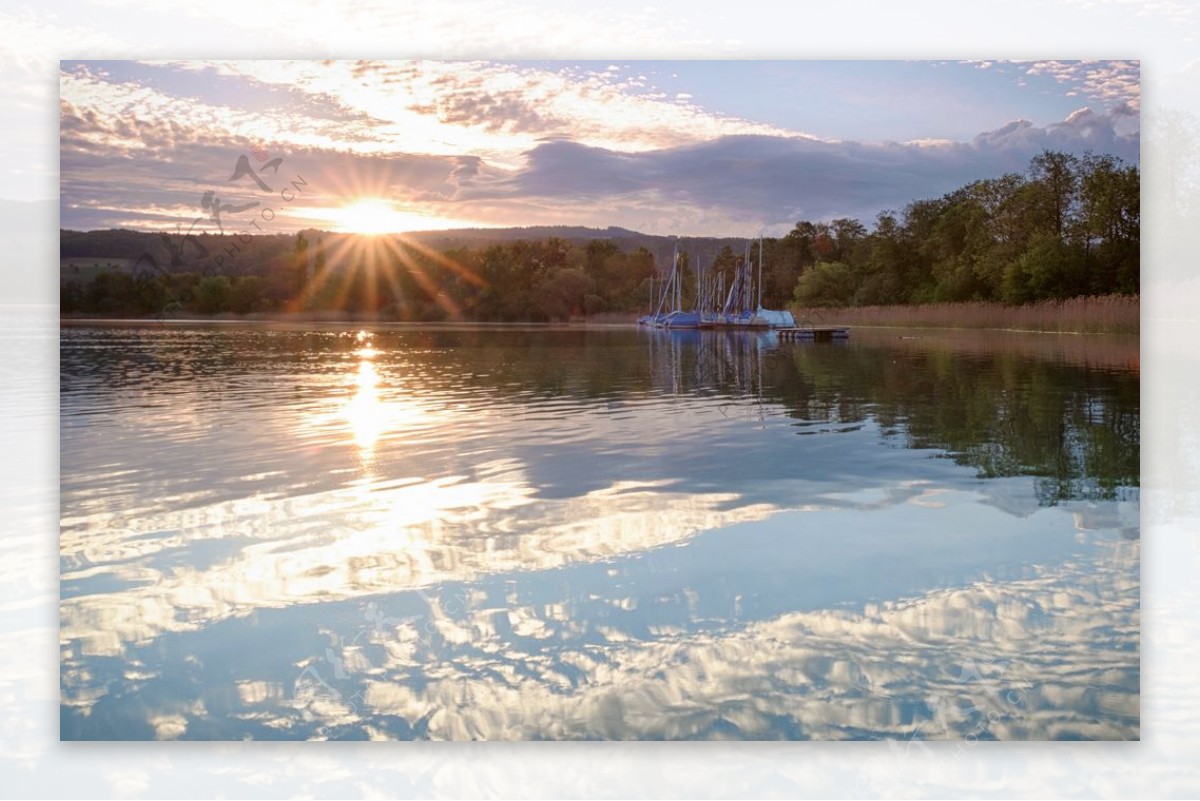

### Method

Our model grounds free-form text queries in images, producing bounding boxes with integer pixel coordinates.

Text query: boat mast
[743,240,748,315]
[757,235,763,311]
[676,246,682,312]
[653,244,677,318]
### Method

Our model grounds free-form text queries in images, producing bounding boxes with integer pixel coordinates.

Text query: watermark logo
[130,147,307,322]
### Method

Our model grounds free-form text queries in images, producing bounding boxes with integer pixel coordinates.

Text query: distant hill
[400,225,757,266]
[60,225,766,277]
[406,224,644,242]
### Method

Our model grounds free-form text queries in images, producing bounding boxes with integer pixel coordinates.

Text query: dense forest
[788,150,1139,308]
[60,149,1138,320]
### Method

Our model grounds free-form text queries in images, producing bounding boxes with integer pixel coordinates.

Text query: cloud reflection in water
[59,325,1139,740]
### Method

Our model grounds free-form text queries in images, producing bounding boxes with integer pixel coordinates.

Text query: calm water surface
[60,323,1139,740]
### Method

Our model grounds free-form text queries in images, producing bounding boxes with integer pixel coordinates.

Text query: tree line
[60,149,1137,319]
[60,234,658,321]
[787,150,1138,307]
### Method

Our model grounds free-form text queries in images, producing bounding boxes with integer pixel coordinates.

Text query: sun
[319,198,473,236]
[341,198,405,235]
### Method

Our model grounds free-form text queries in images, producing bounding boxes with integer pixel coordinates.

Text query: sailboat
[663,252,703,329]
[639,244,682,327]
[716,236,795,329]
[641,237,794,330]
[748,236,796,328]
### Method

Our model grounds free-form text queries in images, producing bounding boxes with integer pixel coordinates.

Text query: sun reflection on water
[330,333,434,465]
[347,358,384,456]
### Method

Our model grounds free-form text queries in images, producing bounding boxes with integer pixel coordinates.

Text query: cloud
[59,61,1141,236]
[435,107,1140,232]
[411,87,563,135]
[973,106,1139,158]
[958,59,1140,112]
[59,59,805,232]
[153,59,797,158]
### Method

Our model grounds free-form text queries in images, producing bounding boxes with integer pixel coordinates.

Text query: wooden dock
[776,327,850,342]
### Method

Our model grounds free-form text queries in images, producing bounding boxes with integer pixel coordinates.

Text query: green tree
[1002,233,1087,303]
[793,261,857,307]
[229,276,265,313]
[1028,150,1080,241]
[830,218,868,263]
[533,267,594,321]
[854,212,911,306]
[1078,153,1140,294]
[196,275,233,314]
[927,200,994,301]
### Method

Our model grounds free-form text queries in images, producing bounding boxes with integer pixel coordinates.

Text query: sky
[59,59,1140,237]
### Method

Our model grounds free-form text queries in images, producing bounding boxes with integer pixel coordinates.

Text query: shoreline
[59,301,1140,336]
[58,313,640,329]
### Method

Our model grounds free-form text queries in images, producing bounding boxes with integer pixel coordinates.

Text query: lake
[59,322,1139,741]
